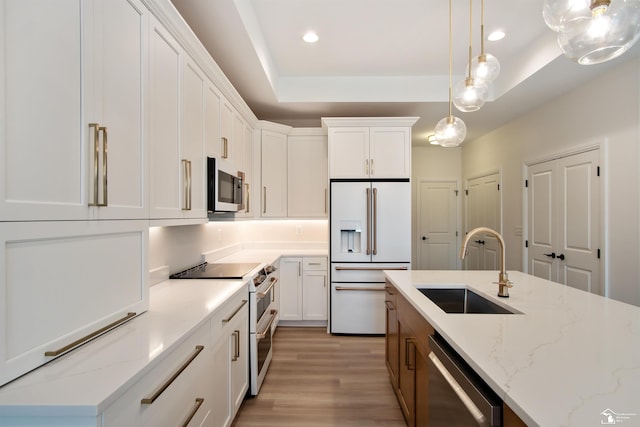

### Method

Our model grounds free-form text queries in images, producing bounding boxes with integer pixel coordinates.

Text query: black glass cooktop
[170,262,260,279]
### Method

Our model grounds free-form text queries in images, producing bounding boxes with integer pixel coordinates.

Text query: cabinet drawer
[0,220,148,386]
[102,324,212,427]
[303,257,327,271]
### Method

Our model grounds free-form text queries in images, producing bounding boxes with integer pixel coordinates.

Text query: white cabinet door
[328,127,369,178]
[181,58,206,219]
[86,0,148,220]
[0,0,148,221]
[369,127,411,178]
[260,130,288,217]
[148,17,182,219]
[279,258,303,320]
[303,270,327,321]
[0,220,149,386]
[204,81,222,159]
[464,173,501,270]
[288,134,328,217]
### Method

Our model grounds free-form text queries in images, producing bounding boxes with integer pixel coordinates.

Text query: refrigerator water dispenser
[340,221,361,253]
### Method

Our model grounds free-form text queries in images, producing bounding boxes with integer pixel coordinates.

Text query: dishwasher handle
[428,335,502,427]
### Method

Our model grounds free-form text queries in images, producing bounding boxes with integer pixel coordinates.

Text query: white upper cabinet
[260,128,289,218]
[220,97,235,163]
[204,80,223,159]
[0,0,148,221]
[288,131,328,218]
[324,118,417,179]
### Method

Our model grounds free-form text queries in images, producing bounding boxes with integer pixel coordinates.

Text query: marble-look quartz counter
[0,279,246,417]
[384,270,640,427]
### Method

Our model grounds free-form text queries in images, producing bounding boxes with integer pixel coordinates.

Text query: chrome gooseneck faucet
[460,227,513,298]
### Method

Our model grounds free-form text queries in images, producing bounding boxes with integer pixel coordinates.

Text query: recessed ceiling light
[487,30,505,41]
[303,31,319,43]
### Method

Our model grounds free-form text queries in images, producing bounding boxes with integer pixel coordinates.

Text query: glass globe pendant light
[453,0,488,112]
[470,0,501,83]
[544,0,640,65]
[435,0,467,148]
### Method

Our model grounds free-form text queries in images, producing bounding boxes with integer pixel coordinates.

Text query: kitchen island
[384,270,640,427]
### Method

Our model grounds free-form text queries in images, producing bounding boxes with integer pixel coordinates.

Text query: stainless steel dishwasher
[428,334,503,427]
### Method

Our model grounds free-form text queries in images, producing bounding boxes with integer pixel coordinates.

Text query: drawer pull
[222,299,247,323]
[45,312,136,357]
[256,277,278,299]
[257,310,278,340]
[334,266,408,271]
[182,398,204,427]
[335,286,385,292]
[141,345,205,405]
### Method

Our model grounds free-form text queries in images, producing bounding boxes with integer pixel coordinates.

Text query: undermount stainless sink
[418,288,517,314]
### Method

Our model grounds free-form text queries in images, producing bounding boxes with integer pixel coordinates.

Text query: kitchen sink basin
[418,288,517,314]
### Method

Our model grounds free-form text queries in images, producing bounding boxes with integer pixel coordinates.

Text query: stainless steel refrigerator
[330,180,411,334]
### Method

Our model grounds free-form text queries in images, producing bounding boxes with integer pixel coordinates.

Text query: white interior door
[527,150,601,294]
[464,173,501,270]
[417,181,458,270]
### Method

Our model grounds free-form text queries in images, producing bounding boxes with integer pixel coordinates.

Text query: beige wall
[463,58,640,306]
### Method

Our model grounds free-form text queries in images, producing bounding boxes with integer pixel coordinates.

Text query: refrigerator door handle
[373,188,378,255]
[366,187,371,255]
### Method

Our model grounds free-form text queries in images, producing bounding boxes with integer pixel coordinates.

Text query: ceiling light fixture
[470,0,501,84]
[435,0,467,148]
[453,0,488,113]
[303,31,319,43]
[543,0,640,65]
[487,30,505,41]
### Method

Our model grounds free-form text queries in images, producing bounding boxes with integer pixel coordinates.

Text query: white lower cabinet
[102,324,213,426]
[210,291,249,427]
[0,220,149,387]
[279,257,327,323]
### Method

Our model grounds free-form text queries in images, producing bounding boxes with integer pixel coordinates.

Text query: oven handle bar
[256,309,278,339]
[334,266,408,271]
[222,299,247,323]
[334,286,385,292]
[256,277,278,299]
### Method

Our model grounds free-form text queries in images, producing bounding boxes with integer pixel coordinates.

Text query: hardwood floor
[232,327,406,427]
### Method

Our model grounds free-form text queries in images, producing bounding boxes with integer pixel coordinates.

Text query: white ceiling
[170,0,640,144]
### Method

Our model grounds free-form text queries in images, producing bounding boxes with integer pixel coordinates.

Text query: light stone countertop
[384,270,640,427]
[0,279,247,417]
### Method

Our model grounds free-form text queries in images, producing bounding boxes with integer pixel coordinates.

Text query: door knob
[474,240,485,245]
[422,236,429,240]
[557,253,565,261]
[544,252,556,259]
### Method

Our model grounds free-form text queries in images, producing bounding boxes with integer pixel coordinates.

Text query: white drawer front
[102,324,212,427]
[303,257,327,271]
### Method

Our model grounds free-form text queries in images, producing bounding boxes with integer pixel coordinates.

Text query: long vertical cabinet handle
[365,159,369,175]
[88,123,108,207]
[245,183,250,213]
[405,338,415,371]
[373,187,378,255]
[366,188,371,255]
[370,159,374,176]
[232,330,240,362]
[221,137,228,159]
[181,159,192,210]
[263,187,267,214]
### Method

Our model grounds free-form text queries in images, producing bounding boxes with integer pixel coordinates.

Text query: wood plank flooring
[232,327,406,427]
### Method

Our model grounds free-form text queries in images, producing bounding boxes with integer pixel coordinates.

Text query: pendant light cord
[448,0,453,119]
[480,0,485,56]
[467,0,473,79]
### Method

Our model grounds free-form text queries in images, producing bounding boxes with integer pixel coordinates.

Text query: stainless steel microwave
[207,157,243,212]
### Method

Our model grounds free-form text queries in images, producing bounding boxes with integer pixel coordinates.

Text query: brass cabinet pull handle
[141,345,205,405]
[334,286,385,292]
[222,299,247,323]
[372,187,378,255]
[182,398,204,427]
[405,338,415,370]
[385,301,395,310]
[221,137,228,159]
[45,312,136,357]
[245,183,250,213]
[371,158,374,176]
[257,278,278,300]
[365,159,369,175]
[263,186,267,214]
[256,310,278,339]
[88,123,108,207]
[232,330,240,362]
[334,266,408,271]
[366,187,371,255]
[181,159,192,210]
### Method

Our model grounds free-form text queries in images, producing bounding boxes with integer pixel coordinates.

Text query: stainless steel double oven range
[170,261,279,395]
